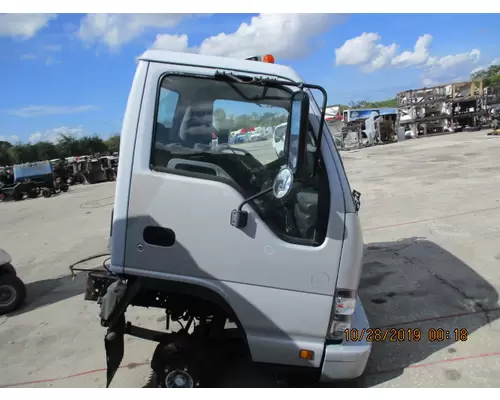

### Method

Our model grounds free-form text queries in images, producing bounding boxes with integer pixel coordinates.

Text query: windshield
[151,74,292,195]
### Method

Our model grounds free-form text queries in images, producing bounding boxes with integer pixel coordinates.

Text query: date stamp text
[344,328,468,342]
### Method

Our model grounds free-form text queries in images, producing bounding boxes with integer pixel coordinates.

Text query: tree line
[340,98,398,111]
[214,109,289,132]
[0,134,120,166]
[471,64,500,87]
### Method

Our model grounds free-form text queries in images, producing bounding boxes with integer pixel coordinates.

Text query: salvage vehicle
[0,161,67,201]
[82,50,369,388]
[79,158,108,184]
[0,248,26,315]
[99,156,119,181]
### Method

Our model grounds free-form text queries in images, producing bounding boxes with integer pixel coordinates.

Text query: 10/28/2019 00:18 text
[344,328,469,342]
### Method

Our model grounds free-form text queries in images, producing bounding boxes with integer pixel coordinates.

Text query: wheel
[151,337,207,388]
[0,275,26,315]
[42,189,52,198]
[28,187,39,199]
[1,263,16,277]
[12,190,23,201]
[60,184,69,192]
[106,170,116,181]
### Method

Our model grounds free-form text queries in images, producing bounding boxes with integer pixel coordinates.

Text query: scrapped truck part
[81,50,370,388]
[397,80,488,137]
[337,108,398,150]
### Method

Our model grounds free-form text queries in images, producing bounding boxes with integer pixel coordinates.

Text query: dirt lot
[1,130,500,388]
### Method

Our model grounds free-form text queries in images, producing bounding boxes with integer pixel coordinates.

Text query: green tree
[471,64,500,86]
[347,98,398,109]
[36,141,59,161]
[55,134,83,157]
[104,134,120,153]
[7,143,38,164]
[0,141,13,166]
[78,135,107,155]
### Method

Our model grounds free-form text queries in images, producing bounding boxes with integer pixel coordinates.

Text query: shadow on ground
[5,237,498,388]
[8,273,87,317]
[141,237,497,388]
[355,237,499,387]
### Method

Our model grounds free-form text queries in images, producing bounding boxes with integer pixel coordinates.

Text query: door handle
[143,226,176,247]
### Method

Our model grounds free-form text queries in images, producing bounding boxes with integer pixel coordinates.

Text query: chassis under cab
[84,50,371,387]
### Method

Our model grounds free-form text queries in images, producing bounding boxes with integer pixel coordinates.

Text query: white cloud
[197,14,344,60]
[43,44,62,52]
[336,33,381,65]
[20,44,62,65]
[21,53,37,60]
[391,34,433,67]
[0,135,20,144]
[471,57,500,75]
[151,34,190,53]
[29,126,85,144]
[364,43,398,72]
[422,77,436,86]
[44,56,60,66]
[335,32,481,85]
[0,13,57,39]
[421,49,481,86]
[335,32,398,72]
[78,13,190,50]
[4,105,97,118]
[427,49,480,70]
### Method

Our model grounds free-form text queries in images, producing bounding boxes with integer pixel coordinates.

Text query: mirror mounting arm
[230,187,273,228]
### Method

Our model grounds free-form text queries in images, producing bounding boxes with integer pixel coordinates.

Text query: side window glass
[155,88,180,147]
[157,88,179,128]
[213,99,288,165]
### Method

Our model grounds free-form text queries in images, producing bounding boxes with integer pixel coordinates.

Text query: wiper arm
[218,144,252,156]
[214,72,293,102]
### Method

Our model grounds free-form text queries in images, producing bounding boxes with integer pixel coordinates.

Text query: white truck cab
[273,122,287,157]
[84,49,370,388]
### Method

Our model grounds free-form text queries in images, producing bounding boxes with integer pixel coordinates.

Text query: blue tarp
[348,107,397,121]
[13,161,53,182]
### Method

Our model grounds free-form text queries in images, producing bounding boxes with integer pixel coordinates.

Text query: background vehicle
[83,50,369,388]
[0,161,67,201]
[272,122,287,157]
[247,127,267,142]
[0,248,26,315]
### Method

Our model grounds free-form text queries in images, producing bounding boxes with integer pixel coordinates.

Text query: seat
[179,106,214,147]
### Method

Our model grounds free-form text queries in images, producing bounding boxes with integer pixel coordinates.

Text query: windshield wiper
[218,144,252,156]
[214,72,291,102]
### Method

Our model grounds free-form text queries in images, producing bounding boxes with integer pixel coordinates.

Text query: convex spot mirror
[271,90,309,200]
[272,167,294,200]
[286,90,310,173]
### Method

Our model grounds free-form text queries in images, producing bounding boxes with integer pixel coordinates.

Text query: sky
[0,13,499,144]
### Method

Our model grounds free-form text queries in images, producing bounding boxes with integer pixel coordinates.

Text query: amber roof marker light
[263,54,275,63]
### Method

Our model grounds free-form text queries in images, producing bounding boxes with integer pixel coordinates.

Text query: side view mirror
[286,90,309,174]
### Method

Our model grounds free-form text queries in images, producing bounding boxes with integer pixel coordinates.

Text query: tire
[28,188,39,199]
[0,275,27,315]
[12,190,23,201]
[151,338,206,388]
[106,170,116,182]
[60,184,69,193]
[0,263,17,277]
[42,189,52,198]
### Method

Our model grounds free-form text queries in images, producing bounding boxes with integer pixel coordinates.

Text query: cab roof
[138,50,303,83]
